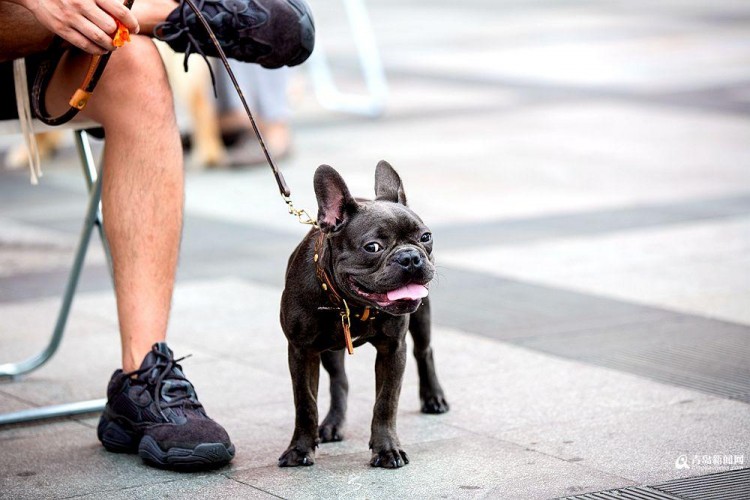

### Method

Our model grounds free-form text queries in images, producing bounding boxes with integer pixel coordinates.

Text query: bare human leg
[1,0,184,372]
[45,37,184,372]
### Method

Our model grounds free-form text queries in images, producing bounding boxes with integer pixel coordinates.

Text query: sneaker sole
[157,0,315,68]
[139,435,235,471]
[98,415,139,453]
[99,414,234,470]
[281,0,315,67]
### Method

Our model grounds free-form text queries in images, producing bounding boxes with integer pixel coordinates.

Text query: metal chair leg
[73,130,113,278]
[0,399,108,425]
[308,0,389,117]
[0,130,110,425]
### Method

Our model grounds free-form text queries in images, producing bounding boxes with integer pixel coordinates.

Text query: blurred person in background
[216,61,293,167]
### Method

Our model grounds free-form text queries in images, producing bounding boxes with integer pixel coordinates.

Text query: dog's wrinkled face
[314,161,435,315]
[333,201,434,315]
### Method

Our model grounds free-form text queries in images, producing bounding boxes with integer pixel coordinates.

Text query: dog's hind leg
[279,344,320,467]
[409,298,449,414]
[318,348,348,442]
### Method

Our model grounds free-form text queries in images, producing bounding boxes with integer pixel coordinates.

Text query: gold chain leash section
[284,197,318,227]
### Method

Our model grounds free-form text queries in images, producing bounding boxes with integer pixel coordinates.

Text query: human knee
[93,37,174,125]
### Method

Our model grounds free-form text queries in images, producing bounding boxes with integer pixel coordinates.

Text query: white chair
[307,0,388,117]
[0,118,112,425]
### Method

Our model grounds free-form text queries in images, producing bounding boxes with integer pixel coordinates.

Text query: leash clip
[285,196,318,227]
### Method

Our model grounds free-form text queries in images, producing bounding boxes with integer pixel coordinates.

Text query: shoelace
[124,347,200,421]
[155,0,216,93]
[154,0,265,96]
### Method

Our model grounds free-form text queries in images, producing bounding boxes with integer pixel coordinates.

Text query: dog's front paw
[278,447,315,467]
[421,394,449,414]
[370,448,409,468]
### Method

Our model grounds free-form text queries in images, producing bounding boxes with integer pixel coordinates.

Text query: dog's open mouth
[348,277,429,308]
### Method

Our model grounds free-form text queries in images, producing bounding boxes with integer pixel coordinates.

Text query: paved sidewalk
[2,0,750,498]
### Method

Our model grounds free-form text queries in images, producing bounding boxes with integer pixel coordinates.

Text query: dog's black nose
[395,249,423,271]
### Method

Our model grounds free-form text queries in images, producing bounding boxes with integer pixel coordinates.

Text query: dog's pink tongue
[386,284,429,301]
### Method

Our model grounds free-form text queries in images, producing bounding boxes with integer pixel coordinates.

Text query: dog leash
[29,0,315,226]
[177,11,364,354]
[181,2,369,353]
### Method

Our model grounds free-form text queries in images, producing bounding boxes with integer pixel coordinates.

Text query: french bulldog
[278,161,449,469]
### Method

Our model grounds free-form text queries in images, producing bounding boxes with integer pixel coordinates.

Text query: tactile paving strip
[432,268,750,404]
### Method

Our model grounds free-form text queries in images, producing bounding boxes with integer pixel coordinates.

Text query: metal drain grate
[561,468,750,500]
[652,468,750,500]
[561,485,681,499]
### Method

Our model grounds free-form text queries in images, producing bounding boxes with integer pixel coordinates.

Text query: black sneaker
[154,0,315,69]
[97,342,235,470]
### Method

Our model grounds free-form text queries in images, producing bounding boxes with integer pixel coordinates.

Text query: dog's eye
[420,232,432,243]
[364,242,383,253]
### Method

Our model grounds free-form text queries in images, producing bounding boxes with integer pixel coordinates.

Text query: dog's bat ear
[314,165,357,233]
[374,160,407,205]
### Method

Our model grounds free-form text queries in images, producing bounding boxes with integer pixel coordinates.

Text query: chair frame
[0,128,112,425]
[307,0,388,117]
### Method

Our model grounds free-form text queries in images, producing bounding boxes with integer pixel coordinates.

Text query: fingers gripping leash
[31,0,136,127]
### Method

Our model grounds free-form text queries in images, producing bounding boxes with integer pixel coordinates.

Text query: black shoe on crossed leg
[155,0,315,68]
[97,342,234,470]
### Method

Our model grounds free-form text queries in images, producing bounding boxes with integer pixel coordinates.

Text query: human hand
[21,0,139,54]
